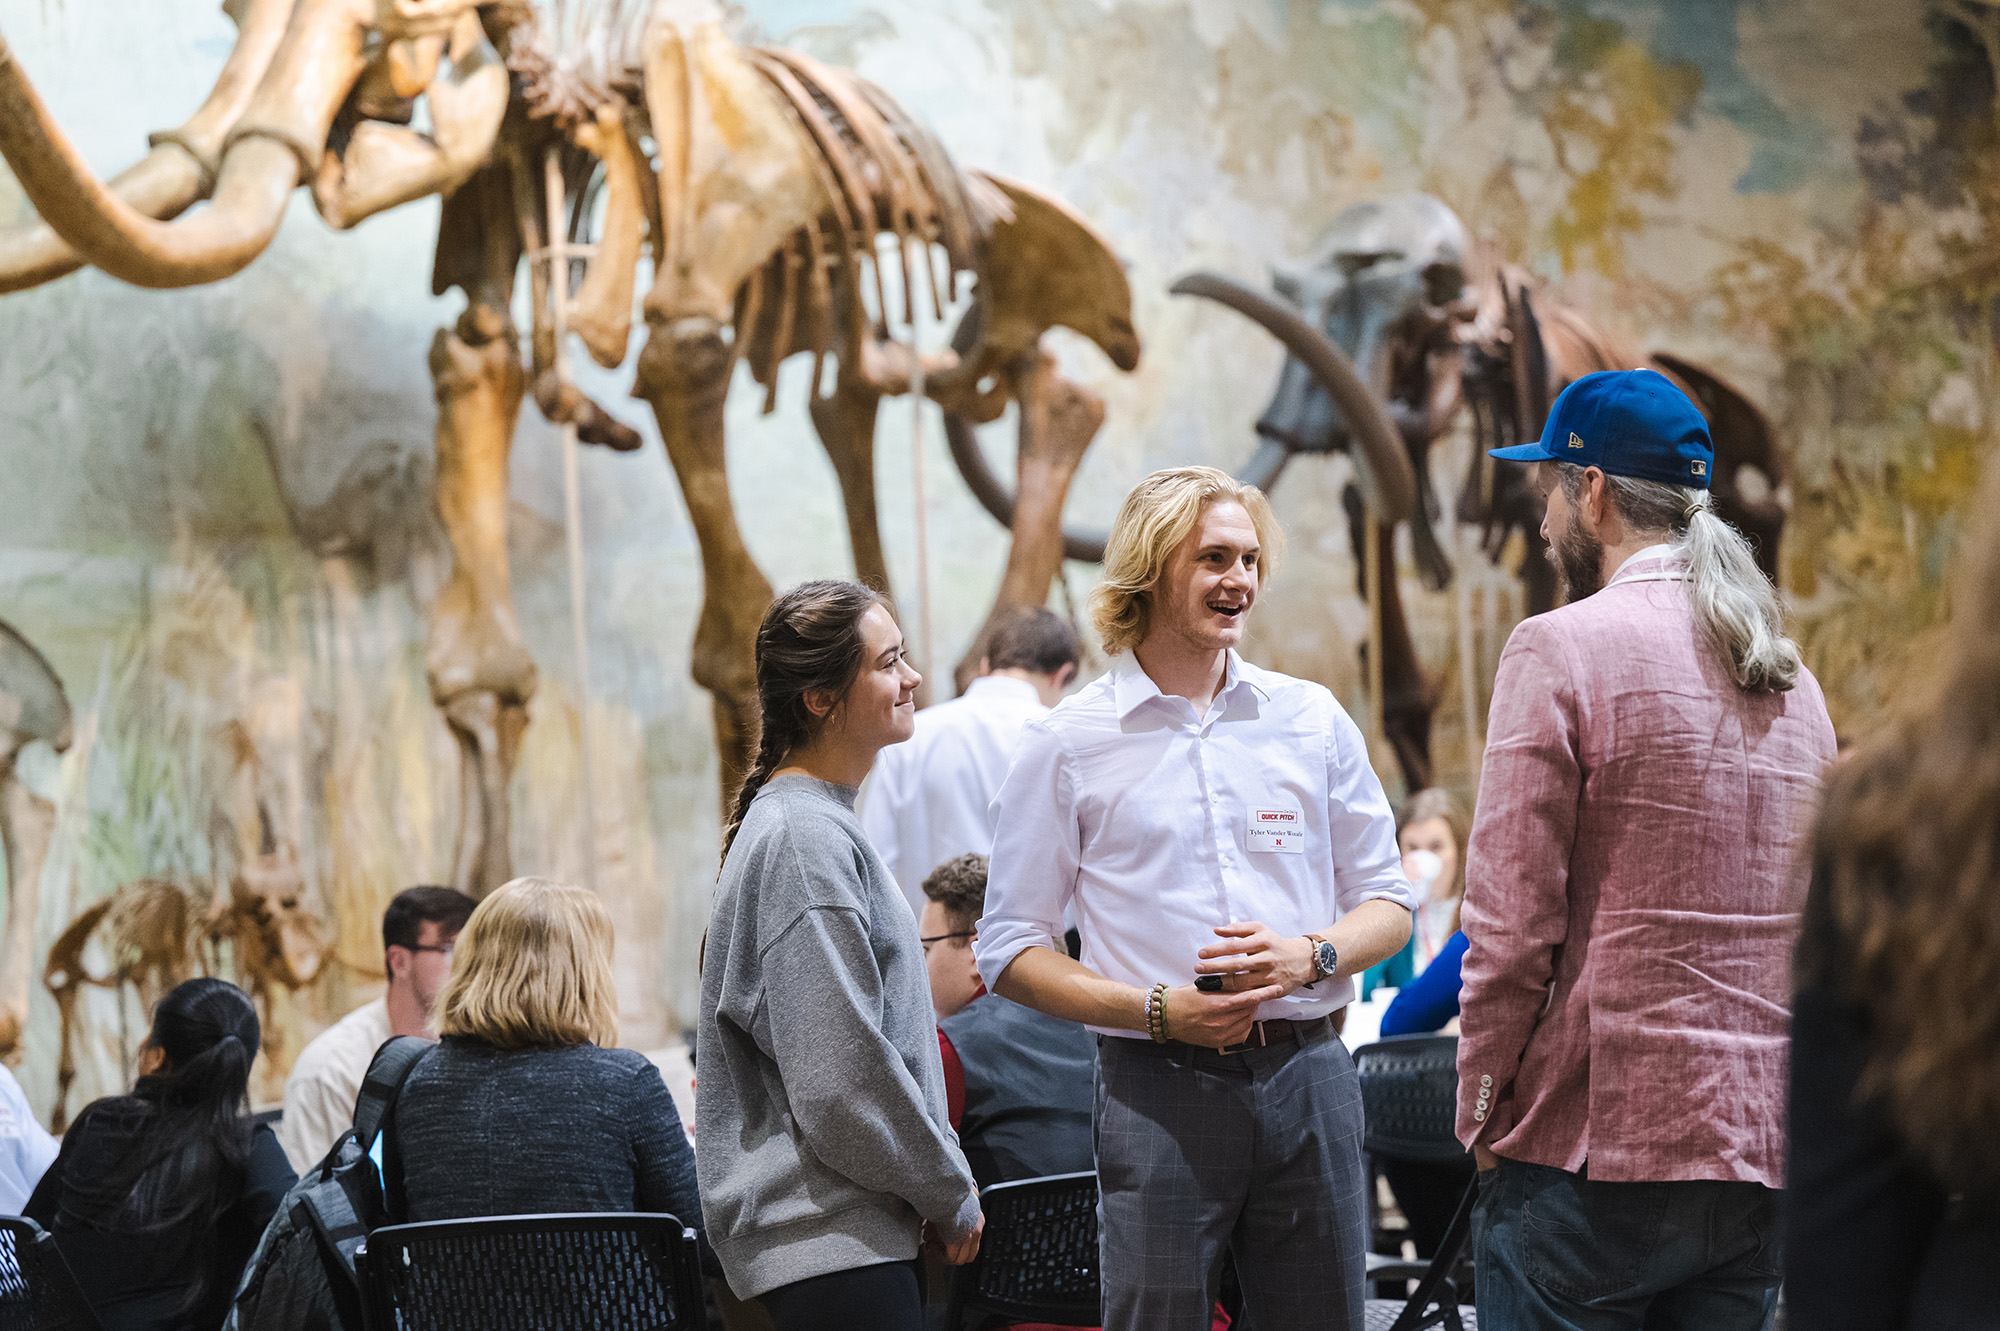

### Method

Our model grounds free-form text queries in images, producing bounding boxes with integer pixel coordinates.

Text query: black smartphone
[1195,974,1225,993]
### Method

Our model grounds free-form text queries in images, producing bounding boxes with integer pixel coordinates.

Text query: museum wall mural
[0,0,1992,1123]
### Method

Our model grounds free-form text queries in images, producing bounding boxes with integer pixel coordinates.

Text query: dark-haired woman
[698,580,982,1331]
[1786,461,2000,1330]
[26,977,295,1331]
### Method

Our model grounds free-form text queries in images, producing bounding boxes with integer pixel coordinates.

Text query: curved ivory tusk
[0,0,299,292]
[0,0,375,289]
[1170,270,1417,523]
[943,410,1109,563]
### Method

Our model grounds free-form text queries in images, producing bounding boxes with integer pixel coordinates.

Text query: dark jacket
[24,1096,294,1331]
[938,993,1095,1189]
[1786,863,2000,1330]
[394,1037,702,1233]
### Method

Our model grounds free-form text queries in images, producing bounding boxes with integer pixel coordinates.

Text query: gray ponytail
[1556,464,1801,693]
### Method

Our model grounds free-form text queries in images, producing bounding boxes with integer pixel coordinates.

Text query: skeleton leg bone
[426,303,536,897]
[635,324,773,811]
[954,350,1104,693]
[808,365,893,599]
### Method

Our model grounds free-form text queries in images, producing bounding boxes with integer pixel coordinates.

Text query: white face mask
[1403,848,1445,901]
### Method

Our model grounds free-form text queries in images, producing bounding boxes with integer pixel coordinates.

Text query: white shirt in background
[0,1065,57,1212]
[977,650,1416,1036]
[278,996,393,1172]
[859,674,1050,916]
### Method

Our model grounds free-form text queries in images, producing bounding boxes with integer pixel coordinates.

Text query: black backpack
[226,1036,432,1331]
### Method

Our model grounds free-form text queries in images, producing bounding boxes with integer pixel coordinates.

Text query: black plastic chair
[943,1171,1098,1330]
[0,1216,103,1331]
[1354,1035,1478,1331]
[355,1212,706,1331]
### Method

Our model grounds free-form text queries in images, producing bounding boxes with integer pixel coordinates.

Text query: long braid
[720,721,793,865]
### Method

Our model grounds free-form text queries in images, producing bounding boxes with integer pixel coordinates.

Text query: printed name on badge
[1247,807,1305,855]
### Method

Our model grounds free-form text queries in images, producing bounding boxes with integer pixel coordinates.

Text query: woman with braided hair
[697,580,982,1329]
[25,977,294,1331]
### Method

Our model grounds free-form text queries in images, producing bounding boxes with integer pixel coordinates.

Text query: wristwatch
[1306,938,1338,988]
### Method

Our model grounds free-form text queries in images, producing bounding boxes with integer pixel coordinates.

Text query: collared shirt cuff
[972,921,1064,992]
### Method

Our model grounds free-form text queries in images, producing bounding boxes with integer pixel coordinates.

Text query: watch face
[1316,940,1338,975]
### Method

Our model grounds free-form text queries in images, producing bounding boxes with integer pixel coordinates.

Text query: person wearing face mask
[1360,789,1470,1002]
[978,466,1417,1330]
[1379,790,1471,1037]
[699,581,982,1331]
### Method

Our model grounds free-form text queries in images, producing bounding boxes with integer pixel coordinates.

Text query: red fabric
[1455,554,1837,1185]
[939,1028,965,1132]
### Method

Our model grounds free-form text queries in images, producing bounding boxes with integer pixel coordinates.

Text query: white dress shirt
[0,1065,56,1213]
[278,995,393,1172]
[859,674,1051,916]
[977,651,1415,1036]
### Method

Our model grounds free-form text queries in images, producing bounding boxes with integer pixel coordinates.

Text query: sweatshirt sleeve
[761,903,981,1242]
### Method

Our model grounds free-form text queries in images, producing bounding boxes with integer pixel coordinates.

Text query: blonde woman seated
[395,877,704,1245]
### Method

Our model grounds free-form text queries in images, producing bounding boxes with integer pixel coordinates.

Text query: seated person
[27,978,296,1331]
[0,1062,58,1213]
[1359,788,1466,1000]
[925,855,1094,1189]
[394,877,705,1248]
[279,884,475,1171]
[1368,792,1474,1260]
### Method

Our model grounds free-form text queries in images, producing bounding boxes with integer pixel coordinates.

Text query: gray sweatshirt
[696,774,980,1298]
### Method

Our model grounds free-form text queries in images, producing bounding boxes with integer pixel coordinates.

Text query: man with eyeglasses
[277,885,476,1171]
[922,854,1095,1190]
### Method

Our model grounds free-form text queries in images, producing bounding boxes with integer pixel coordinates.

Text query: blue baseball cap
[1489,368,1713,489]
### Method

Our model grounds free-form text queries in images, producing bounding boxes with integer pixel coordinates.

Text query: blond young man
[977,467,1416,1330]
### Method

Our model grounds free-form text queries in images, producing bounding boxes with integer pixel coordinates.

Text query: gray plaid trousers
[1094,1024,1369,1330]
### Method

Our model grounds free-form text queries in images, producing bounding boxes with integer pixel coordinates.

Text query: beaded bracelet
[1148,982,1170,1043]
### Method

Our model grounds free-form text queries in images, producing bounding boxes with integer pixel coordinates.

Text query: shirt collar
[1608,541,1685,587]
[964,674,1044,707]
[1110,649,1269,719]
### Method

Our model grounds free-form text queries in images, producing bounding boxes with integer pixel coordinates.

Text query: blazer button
[1480,1075,1492,1087]
[1473,1109,1486,1122]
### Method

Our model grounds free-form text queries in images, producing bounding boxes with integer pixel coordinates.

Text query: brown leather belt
[1210,1016,1331,1057]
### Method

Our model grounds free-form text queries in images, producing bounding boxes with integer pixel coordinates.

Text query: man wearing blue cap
[1455,370,1836,1328]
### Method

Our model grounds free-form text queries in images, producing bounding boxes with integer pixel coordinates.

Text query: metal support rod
[904,238,935,687]
[1456,524,1484,778]
[1363,513,1385,748]
[546,148,599,892]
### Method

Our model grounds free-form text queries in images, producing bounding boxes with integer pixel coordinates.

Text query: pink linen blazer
[1455,551,1837,1185]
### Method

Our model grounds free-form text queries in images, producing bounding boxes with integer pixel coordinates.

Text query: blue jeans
[1472,1159,1781,1331]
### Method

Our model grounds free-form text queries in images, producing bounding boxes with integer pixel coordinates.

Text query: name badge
[1248,807,1304,855]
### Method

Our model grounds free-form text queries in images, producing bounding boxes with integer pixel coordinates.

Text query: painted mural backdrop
[0,0,1991,1122]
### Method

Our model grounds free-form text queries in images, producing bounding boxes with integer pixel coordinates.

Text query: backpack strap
[352,1035,431,1152]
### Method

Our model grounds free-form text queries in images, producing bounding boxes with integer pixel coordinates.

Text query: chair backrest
[946,1171,1099,1330]
[1354,1035,1464,1165]
[355,1212,704,1331]
[0,1216,104,1331]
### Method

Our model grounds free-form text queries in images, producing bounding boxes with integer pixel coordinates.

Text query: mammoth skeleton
[1171,193,1784,791]
[0,0,1137,892]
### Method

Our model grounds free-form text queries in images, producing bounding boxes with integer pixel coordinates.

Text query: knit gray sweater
[696,775,979,1298]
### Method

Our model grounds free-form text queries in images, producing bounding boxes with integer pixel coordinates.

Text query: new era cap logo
[1691,459,1708,477]
[1567,431,1585,450]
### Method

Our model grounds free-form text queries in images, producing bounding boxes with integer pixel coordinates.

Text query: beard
[1548,505,1605,602]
